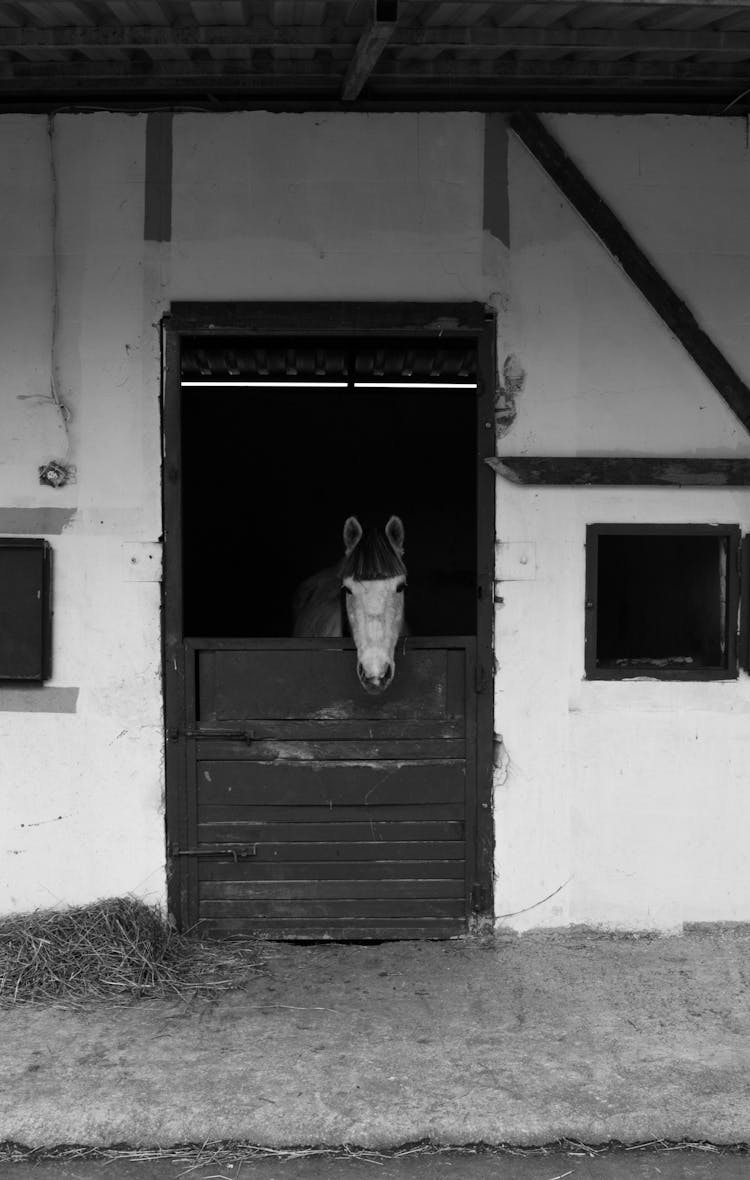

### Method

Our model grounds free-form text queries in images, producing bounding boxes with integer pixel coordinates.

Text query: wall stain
[495,353,527,441]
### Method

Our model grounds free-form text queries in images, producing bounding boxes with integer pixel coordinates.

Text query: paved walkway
[2,930,750,1149]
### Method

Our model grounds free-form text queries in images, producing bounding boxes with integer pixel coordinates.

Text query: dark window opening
[0,538,52,682]
[180,336,479,639]
[585,524,740,680]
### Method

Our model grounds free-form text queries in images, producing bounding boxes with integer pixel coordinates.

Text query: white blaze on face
[344,575,405,694]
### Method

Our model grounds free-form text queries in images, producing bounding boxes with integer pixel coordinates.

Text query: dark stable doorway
[181,381,477,639]
[164,308,496,938]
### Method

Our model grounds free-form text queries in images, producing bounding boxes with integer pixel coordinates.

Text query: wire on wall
[39,114,74,487]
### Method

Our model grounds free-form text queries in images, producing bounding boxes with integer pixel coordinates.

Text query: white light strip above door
[181,381,350,388]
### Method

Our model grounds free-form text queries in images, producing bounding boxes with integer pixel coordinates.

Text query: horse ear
[343,516,363,555]
[385,515,405,556]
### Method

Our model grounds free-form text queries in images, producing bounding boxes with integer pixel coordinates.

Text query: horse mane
[342,526,406,581]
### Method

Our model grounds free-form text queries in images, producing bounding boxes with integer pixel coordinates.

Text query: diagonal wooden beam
[509,111,750,434]
[342,0,399,102]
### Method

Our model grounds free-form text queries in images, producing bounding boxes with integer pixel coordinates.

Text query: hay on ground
[0,897,264,1005]
[0,1139,740,1167]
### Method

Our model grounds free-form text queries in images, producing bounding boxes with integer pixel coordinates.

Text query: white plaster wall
[1,110,493,916]
[3,107,750,932]
[170,112,489,300]
[0,113,166,912]
[495,115,750,931]
[501,115,750,457]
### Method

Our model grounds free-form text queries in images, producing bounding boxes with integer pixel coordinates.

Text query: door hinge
[474,663,488,694]
[169,842,257,862]
[471,883,491,912]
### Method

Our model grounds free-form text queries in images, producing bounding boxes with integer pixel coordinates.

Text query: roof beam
[509,111,750,434]
[2,57,750,88]
[3,24,750,54]
[367,58,750,82]
[342,0,399,101]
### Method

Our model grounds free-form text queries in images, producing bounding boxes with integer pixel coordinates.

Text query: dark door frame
[162,301,496,933]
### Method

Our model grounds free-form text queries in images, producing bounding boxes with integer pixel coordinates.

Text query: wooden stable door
[172,638,478,938]
[163,302,496,939]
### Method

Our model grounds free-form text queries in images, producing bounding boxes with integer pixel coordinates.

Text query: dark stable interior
[595,532,727,668]
[181,384,477,638]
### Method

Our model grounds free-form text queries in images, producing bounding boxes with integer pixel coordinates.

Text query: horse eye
[396,582,406,594]
[344,586,353,596]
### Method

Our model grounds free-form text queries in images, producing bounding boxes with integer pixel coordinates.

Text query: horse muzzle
[357,660,395,694]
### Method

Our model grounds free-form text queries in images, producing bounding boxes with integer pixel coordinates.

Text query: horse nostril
[357,662,392,694]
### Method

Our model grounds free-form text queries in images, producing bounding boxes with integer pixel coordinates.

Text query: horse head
[341,515,406,695]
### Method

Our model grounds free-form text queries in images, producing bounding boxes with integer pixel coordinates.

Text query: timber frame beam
[509,112,750,435]
[2,25,749,55]
[487,457,750,486]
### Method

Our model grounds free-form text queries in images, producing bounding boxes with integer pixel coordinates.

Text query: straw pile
[0,897,263,1004]
[0,1138,736,1166]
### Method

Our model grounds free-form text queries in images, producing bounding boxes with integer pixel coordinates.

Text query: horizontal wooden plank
[196,919,464,939]
[198,760,465,806]
[201,648,463,722]
[9,57,749,89]
[197,820,465,843]
[200,898,466,919]
[5,24,750,55]
[194,841,466,862]
[488,456,750,486]
[189,739,466,760]
[201,879,465,901]
[201,859,465,882]
[171,310,484,338]
[7,60,750,106]
[199,803,465,823]
[189,720,465,740]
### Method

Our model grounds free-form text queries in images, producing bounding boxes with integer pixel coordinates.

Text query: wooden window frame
[584,523,741,682]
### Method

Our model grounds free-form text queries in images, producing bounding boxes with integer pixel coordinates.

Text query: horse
[293,516,407,694]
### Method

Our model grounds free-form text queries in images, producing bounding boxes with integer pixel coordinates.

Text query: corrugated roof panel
[717,9,750,29]
[271,0,329,26]
[0,0,748,112]
[11,2,56,26]
[642,5,727,27]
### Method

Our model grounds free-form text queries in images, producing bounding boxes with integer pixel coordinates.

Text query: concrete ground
[2,929,750,1150]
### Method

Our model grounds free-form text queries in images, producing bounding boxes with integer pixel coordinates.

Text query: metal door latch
[169,729,255,744]
[169,843,258,862]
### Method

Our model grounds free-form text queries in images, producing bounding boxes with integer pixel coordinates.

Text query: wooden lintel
[509,112,750,436]
[486,456,750,486]
[342,3,399,101]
